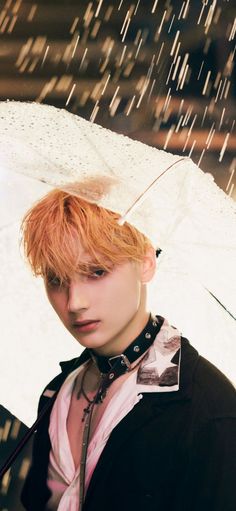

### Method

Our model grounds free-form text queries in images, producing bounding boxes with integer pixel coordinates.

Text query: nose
[67,279,90,314]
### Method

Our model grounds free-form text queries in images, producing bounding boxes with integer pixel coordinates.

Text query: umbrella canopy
[0,100,235,426]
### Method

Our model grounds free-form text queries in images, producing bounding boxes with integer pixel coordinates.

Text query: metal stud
[145,332,151,339]
[152,321,157,327]
[109,372,115,379]
[133,345,140,352]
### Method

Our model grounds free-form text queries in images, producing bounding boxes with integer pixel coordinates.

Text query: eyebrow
[79,262,113,272]
[45,261,113,279]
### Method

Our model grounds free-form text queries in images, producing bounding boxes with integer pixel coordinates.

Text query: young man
[20,186,236,511]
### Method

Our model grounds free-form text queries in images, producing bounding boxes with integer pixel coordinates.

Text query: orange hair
[21,187,153,282]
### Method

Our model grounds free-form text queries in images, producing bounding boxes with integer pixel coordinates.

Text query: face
[44,251,155,356]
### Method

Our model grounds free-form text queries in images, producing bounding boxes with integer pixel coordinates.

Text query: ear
[140,247,156,284]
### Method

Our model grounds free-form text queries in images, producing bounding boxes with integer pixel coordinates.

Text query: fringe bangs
[21,188,153,281]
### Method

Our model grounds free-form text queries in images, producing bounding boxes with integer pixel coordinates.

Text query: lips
[74,320,99,326]
[72,320,100,333]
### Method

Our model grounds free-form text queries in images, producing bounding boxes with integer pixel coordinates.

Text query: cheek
[46,290,66,317]
[104,273,141,311]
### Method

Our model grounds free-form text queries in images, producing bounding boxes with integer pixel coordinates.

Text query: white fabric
[46,319,181,510]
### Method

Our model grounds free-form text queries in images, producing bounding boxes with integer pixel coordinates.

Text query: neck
[92,309,150,357]
[90,312,162,376]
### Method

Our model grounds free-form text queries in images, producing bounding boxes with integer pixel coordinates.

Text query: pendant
[82,403,93,422]
[96,384,108,404]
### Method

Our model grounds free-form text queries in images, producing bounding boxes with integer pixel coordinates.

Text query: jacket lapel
[84,337,199,504]
[38,349,90,414]
[84,395,159,504]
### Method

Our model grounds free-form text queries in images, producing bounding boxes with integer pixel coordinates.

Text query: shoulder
[181,337,236,419]
[195,354,236,416]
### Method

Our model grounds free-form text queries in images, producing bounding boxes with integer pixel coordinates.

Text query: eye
[46,275,63,288]
[88,268,107,279]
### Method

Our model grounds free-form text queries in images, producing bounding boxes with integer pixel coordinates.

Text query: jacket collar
[144,337,199,404]
[58,337,199,407]
[59,348,90,373]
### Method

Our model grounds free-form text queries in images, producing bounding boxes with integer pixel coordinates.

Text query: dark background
[0,0,235,196]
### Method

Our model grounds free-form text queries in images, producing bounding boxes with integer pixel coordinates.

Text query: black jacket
[21,338,236,511]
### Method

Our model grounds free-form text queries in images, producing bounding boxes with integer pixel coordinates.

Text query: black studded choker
[89,314,163,375]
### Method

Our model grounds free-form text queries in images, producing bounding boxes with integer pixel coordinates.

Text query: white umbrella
[0,100,235,426]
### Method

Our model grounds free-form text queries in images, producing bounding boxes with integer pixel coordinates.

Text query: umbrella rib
[71,112,117,176]
[205,287,236,321]
[118,156,190,225]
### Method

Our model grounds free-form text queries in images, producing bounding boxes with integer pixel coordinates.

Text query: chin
[72,333,106,350]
